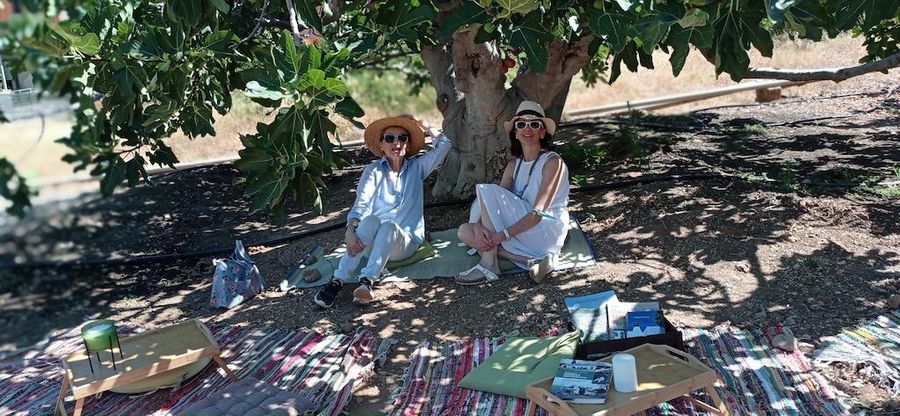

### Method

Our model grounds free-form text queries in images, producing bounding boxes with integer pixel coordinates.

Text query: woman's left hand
[489,231,505,246]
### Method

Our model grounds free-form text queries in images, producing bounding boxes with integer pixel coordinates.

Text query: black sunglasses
[514,120,544,130]
[382,133,410,143]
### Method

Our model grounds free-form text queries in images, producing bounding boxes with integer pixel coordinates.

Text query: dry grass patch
[566,34,873,113]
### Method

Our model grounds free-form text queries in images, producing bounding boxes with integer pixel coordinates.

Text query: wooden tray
[57,319,236,416]
[525,344,728,416]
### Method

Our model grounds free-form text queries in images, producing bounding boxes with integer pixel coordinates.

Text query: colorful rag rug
[390,326,847,416]
[0,324,383,416]
[813,309,900,395]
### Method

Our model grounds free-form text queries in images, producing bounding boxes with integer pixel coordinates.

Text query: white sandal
[455,264,500,286]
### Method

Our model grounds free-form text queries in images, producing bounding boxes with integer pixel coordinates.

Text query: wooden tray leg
[705,385,729,415]
[682,385,730,415]
[684,396,721,414]
[72,398,85,416]
[212,353,238,381]
[55,375,69,416]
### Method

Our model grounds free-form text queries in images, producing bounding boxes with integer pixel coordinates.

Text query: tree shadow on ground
[1,84,898,412]
[1,172,896,413]
[573,178,897,331]
[2,105,897,350]
[0,165,361,266]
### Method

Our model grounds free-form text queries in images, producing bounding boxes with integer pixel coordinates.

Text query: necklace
[512,151,545,198]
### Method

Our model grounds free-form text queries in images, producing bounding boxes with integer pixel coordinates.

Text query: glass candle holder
[81,320,123,373]
[81,320,118,352]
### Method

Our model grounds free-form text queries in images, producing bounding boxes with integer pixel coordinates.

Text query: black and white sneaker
[314,280,343,308]
[353,277,376,305]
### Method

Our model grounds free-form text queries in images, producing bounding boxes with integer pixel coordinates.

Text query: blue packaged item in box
[625,310,663,338]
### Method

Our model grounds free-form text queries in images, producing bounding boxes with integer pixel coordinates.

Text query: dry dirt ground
[1,74,899,414]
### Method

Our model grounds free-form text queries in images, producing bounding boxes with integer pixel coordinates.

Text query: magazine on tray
[549,359,613,404]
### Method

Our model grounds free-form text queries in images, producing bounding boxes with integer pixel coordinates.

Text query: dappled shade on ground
[0,75,898,413]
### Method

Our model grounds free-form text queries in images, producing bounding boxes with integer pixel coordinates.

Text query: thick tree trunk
[422,33,595,200]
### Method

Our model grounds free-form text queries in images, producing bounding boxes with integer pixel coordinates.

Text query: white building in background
[1,0,53,122]
[0,54,10,90]
[1,0,32,91]
[0,58,32,91]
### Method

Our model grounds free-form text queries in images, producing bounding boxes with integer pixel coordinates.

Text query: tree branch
[450,29,509,138]
[450,30,505,94]
[323,0,344,24]
[259,16,292,29]
[355,50,419,69]
[509,35,595,110]
[422,41,461,116]
[234,0,271,48]
[284,0,320,45]
[285,0,304,44]
[434,0,463,12]
[744,52,900,82]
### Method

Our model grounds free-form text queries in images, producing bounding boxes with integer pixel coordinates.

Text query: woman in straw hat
[455,101,570,285]
[315,115,450,308]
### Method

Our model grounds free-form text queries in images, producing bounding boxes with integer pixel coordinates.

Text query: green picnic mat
[278,218,596,290]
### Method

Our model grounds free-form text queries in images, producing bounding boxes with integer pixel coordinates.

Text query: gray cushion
[179,377,316,416]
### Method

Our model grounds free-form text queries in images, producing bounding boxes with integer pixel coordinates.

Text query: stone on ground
[772,328,799,352]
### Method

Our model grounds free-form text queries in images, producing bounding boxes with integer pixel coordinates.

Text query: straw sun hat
[363,116,426,157]
[503,101,557,135]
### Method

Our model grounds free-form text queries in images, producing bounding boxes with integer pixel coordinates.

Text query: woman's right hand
[346,228,366,256]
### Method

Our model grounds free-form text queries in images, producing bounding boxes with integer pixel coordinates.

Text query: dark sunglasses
[382,133,410,143]
[514,120,544,130]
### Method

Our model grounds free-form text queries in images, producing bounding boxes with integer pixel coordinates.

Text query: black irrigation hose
[0,221,349,270]
[0,172,727,270]
[572,172,722,194]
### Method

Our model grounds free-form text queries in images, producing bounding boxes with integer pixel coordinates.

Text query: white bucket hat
[503,101,557,136]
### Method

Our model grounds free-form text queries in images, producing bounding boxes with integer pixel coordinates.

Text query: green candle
[81,320,118,352]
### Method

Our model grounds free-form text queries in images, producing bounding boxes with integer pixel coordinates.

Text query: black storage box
[574,315,684,360]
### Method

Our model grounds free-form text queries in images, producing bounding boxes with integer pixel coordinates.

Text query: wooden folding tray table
[55,319,237,416]
[525,344,729,416]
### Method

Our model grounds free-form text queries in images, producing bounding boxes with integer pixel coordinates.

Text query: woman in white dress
[456,101,570,285]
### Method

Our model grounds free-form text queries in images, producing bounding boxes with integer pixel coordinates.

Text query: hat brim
[504,117,557,136]
[363,117,426,157]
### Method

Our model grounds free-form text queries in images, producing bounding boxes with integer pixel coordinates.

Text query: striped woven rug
[390,326,847,415]
[0,324,382,415]
[813,309,899,395]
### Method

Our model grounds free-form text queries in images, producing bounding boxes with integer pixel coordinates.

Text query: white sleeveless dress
[470,152,570,267]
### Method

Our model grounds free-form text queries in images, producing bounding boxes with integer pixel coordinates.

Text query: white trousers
[333,215,417,283]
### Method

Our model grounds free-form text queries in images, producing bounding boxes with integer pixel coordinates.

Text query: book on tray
[549,359,613,404]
